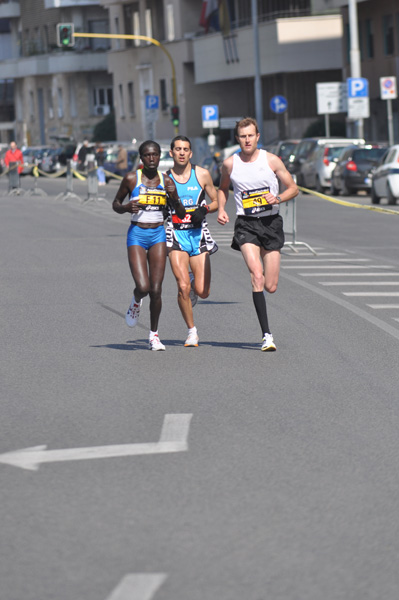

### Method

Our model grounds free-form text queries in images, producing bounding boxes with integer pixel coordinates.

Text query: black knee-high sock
[252,291,270,335]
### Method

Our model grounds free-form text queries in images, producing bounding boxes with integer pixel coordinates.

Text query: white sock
[149,330,158,339]
[188,326,197,335]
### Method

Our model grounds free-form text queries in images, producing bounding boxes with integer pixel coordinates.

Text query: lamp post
[348,0,364,139]
[252,0,264,144]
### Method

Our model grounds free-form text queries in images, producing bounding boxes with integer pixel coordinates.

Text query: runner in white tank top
[217,117,298,352]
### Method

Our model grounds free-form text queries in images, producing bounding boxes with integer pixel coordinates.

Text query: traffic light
[56,23,75,48]
[171,105,179,127]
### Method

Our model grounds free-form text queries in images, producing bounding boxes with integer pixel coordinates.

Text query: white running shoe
[125,297,142,327]
[184,330,199,347]
[261,333,276,352]
[149,334,166,351]
[189,272,198,307]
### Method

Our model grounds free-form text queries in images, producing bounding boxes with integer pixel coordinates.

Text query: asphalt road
[1,174,399,600]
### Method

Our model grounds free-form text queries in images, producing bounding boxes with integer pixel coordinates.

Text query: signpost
[145,95,159,138]
[316,82,347,137]
[380,76,397,146]
[202,105,219,150]
[269,95,288,114]
[347,77,369,120]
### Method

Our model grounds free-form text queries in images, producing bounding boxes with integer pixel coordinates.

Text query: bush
[92,112,116,142]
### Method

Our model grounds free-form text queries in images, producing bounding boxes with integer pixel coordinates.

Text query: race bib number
[138,190,167,208]
[172,207,196,229]
[242,187,272,215]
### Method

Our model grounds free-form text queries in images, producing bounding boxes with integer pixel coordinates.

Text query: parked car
[331,144,388,196]
[38,147,64,173]
[265,139,300,166]
[199,155,221,185]
[370,144,399,205]
[287,137,365,185]
[300,142,360,192]
[103,148,140,180]
[21,146,51,175]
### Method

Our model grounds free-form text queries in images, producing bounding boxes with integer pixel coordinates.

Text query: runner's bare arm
[217,157,233,225]
[266,153,298,205]
[164,174,186,219]
[196,166,218,213]
[112,172,139,214]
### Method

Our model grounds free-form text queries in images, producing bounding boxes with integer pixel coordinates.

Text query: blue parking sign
[202,105,219,128]
[146,95,159,110]
[347,78,369,98]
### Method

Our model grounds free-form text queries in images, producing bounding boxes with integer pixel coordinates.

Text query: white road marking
[0,413,192,471]
[301,272,399,277]
[343,292,399,296]
[282,265,393,269]
[106,574,167,600]
[282,258,370,262]
[320,282,399,286]
[367,304,399,309]
[281,272,399,341]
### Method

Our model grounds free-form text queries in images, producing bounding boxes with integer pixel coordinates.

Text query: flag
[199,0,219,33]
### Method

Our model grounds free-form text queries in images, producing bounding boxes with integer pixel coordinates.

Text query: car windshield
[326,146,348,160]
[353,148,387,161]
[279,142,298,159]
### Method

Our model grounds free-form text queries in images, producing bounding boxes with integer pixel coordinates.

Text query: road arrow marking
[106,573,167,600]
[0,413,192,471]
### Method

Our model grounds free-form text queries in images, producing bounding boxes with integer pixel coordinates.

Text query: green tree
[92,111,116,142]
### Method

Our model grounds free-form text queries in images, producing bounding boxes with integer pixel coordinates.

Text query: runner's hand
[190,206,208,227]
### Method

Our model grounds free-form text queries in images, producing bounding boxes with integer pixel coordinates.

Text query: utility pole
[348,0,364,138]
[252,0,264,144]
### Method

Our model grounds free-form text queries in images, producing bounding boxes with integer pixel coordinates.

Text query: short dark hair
[170,135,191,150]
[234,117,259,138]
[139,140,161,157]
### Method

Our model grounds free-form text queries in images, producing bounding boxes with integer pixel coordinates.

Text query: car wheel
[341,179,353,196]
[371,184,380,204]
[387,183,397,205]
[330,182,339,196]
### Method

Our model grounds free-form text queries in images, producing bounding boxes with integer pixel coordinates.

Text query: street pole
[348,0,364,138]
[251,0,264,144]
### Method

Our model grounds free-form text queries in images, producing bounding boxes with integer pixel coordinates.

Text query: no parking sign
[380,76,397,100]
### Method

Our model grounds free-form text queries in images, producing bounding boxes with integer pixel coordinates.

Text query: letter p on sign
[202,105,219,128]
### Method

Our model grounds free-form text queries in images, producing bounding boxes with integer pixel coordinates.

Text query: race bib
[172,207,197,229]
[138,189,167,209]
[242,187,272,215]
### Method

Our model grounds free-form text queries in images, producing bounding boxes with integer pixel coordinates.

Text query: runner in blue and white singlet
[166,136,219,347]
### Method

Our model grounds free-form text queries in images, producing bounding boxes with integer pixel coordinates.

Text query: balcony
[0,1,20,19]
[1,50,108,79]
[193,14,343,84]
[44,0,99,7]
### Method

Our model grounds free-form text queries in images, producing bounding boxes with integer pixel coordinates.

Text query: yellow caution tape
[298,186,399,216]
[103,169,123,180]
[71,169,87,181]
[36,167,67,178]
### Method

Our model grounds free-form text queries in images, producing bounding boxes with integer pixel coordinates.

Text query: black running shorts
[231,213,284,251]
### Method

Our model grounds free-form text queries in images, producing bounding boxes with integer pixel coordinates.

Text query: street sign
[316,82,347,114]
[347,78,369,119]
[219,117,243,129]
[202,105,219,128]
[347,77,369,98]
[380,76,397,100]
[145,95,159,110]
[269,95,288,114]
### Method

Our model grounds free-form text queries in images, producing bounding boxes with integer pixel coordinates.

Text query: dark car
[38,147,63,173]
[266,139,299,166]
[287,137,364,185]
[330,145,388,196]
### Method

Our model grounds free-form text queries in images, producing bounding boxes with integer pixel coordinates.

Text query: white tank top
[230,149,279,217]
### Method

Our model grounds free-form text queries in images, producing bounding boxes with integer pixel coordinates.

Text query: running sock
[188,326,197,335]
[252,291,270,335]
[149,330,158,339]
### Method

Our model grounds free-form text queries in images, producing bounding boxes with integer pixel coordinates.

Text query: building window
[383,14,394,56]
[145,9,152,43]
[92,86,113,115]
[160,79,168,111]
[166,4,175,41]
[119,84,125,118]
[114,17,120,49]
[88,20,110,51]
[127,82,135,116]
[365,19,374,59]
[69,79,77,118]
[47,89,54,119]
[57,88,63,118]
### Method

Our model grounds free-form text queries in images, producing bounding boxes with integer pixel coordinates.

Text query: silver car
[300,140,364,192]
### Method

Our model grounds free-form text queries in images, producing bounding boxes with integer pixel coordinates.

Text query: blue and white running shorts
[127,223,166,250]
[168,228,203,256]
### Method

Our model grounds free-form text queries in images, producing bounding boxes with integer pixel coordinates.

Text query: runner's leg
[128,245,150,300]
[261,249,281,293]
[189,252,211,298]
[169,250,194,329]
[147,242,167,332]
